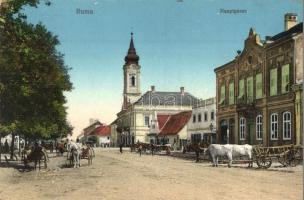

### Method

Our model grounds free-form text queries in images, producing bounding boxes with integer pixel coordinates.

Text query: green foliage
[0,0,73,140]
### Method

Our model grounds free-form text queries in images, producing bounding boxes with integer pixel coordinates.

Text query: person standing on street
[119,143,123,154]
[139,144,142,156]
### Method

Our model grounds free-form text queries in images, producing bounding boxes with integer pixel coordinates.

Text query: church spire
[125,32,139,65]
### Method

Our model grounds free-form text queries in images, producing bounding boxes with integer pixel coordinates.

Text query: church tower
[122,33,141,109]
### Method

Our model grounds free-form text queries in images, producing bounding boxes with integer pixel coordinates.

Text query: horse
[67,140,82,168]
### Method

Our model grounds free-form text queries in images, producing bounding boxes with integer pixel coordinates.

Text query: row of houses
[78,13,303,148]
[78,97,217,149]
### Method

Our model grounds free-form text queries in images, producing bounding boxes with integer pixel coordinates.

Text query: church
[110,33,199,147]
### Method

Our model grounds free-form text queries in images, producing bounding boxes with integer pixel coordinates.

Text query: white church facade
[112,33,199,146]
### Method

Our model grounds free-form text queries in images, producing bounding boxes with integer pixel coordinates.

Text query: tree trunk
[0,134,2,163]
[10,133,15,160]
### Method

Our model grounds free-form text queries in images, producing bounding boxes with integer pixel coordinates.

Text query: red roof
[158,111,192,136]
[89,125,111,137]
[157,115,170,130]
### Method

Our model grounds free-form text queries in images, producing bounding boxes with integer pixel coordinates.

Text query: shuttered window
[238,79,244,98]
[281,64,290,93]
[255,73,262,99]
[270,68,277,96]
[247,76,253,102]
[229,82,234,105]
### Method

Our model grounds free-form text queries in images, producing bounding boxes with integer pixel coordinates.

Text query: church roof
[125,32,139,65]
[134,91,199,106]
[158,111,192,136]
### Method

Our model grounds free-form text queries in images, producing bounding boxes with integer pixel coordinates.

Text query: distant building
[77,120,102,142]
[187,97,217,144]
[89,125,111,147]
[214,13,303,146]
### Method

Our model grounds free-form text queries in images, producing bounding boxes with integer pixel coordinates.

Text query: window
[270,113,278,140]
[130,75,136,87]
[281,64,290,93]
[247,76,253,102]
[144,116,150,126]
[211,111,215,121]
[191,134,201,143]
[238,79,244,99]
[240,117,246,140]
[283,112,291,140]
[229,82,234,105]
[256,115,263,140]
[193,114,196,123]
[255,73,263,99]
[270,68,277,96]
[219,85,225,105]
[198,114,202,122]
[204,112,208,122]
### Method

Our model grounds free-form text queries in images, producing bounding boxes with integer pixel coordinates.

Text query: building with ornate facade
[214,13,303,146]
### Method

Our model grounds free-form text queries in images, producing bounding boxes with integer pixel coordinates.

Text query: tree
[0,0,73,159]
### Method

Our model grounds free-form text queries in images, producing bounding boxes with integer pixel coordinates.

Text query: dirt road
[0,148,302,200]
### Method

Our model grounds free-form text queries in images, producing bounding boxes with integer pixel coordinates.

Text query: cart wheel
[277,155,288,167]
[288,150,302,167]
[256,156,272,169]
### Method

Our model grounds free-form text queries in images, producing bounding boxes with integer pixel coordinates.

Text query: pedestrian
[4,139,9,154]
[139,144,142,156]
[151,143,155,156]
[195,148,200,163]
[119,143,123,154]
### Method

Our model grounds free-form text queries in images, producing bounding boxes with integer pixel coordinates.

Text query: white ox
[206,144,253,168]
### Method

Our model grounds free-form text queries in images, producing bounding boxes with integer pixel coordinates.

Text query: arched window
[130,76,136,87]
[240,117,246,140]
[270,113,278,140]
[283,112,291,140]
[256,115,263,140]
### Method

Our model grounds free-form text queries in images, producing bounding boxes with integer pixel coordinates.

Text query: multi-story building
[214,13,303,146]
[187,97,217,144]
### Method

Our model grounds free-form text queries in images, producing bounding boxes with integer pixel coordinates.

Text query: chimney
[151,85,155,92]
[180,87,185,95]
[284,13,297,31]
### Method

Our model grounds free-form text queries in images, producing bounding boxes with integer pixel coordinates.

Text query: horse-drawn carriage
[130,142,173,155]
[67,142,94,168]
[22,145,48,170]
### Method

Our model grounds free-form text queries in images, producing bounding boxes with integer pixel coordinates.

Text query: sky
[23,0,303,138]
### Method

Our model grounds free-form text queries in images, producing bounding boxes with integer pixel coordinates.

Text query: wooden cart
[252,145,302,169]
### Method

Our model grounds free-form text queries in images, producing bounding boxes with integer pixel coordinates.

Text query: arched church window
[130,75,136,87]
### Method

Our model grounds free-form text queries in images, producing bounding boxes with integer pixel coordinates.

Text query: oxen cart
[252,145,302,169]
[22,146,48,170]
[205,144,302,169]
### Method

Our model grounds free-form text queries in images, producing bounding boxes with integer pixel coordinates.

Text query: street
[0,148,302,200]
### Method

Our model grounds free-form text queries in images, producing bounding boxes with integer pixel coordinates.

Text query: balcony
[236,95,256,113]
